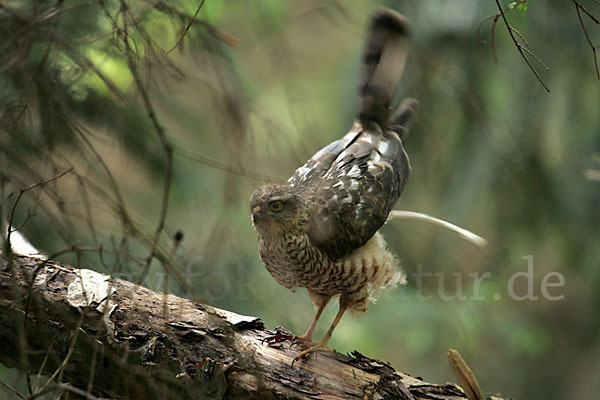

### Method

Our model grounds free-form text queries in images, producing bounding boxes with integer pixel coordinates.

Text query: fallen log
[0,254,508,399]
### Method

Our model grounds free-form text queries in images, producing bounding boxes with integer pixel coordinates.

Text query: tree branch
[0,254,510,399]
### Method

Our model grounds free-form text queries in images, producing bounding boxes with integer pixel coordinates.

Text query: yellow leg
[292,304,347,364]
[296,296,330,343]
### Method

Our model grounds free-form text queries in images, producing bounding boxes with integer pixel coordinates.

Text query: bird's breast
[258,232,332,289]
[258,231,403,298]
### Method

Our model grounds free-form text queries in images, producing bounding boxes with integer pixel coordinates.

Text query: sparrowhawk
[250,8,417,362]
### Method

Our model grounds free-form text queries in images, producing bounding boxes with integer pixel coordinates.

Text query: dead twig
[477,9,503,63]
[5,168,74,256]
[36,315,84,395]
[573,0,600,79]
[116,2,174,285]
[166,0,206,53]
[29,382,101,400]
[448,349,485,400]
[174,147,275,183]
[0,379,26,400]
[494,0,550,92]
[151,0,239,49]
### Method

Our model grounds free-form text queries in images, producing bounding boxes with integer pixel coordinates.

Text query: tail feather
[357,9,411,127]
[388,97,419,140]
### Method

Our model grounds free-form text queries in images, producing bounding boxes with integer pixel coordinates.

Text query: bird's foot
[262,326,295,348]
[291,340,331,365]
[289,334,316,349]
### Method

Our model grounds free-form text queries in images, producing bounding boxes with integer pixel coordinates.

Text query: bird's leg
[292,303,347,364]
[294,295,330,344]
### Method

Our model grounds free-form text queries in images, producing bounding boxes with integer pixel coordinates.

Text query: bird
[250,8,418,363]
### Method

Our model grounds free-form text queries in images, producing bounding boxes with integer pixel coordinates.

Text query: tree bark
[0,254,508,400]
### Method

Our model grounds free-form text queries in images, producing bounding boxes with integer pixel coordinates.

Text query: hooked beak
[251,206,261,224]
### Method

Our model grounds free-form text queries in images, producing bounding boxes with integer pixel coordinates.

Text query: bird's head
[250,184,309,236]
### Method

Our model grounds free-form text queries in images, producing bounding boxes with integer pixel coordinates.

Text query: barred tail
[388,97,419,141]
[357,8,411,128]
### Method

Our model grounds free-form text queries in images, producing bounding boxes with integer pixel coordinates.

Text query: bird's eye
[269,200,284,212]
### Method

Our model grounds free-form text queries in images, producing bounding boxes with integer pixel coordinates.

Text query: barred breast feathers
[339,232,406,315]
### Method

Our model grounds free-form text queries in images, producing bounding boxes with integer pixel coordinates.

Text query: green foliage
[508,0,530,13]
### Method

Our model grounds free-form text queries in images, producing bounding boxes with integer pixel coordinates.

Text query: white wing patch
[359,134,376,145]
[367,160,393,172]
[347,164,362,178]
[296,166,311,180]
[377,139,389,154]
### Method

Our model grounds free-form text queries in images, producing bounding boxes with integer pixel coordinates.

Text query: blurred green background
[1,0,599,399]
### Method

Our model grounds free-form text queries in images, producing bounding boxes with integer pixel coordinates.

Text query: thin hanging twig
[493,0,550,92]
[573,0,600,80]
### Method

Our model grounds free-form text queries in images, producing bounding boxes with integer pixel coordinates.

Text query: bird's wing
[287,123,362,189]
[306,114,412,261]
[304,9,415,261]
[288,8,411,191]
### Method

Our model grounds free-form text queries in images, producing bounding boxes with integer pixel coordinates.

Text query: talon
[291,340,331,365]
[289,334,315,349]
